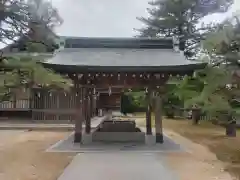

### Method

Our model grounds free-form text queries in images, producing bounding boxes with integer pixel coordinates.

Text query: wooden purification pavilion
[41,36,206,144]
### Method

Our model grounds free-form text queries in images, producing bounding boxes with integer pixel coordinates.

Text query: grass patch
[135,115,240,179]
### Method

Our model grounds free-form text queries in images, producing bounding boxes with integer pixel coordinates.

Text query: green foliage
[137,0,233,37]
[168,75,204,107]
[125,91,146,108]
[179,66,232,112]
[122,91,147,113]
[121,94,133,114]
[136,0,233,56]
[168,65,233,116]
[0,0,62,44]
[0,56,72,100]
[27,0,63,28]
[203,14,240,64]
[26,42,47,52]
[179,15,240,118]
[138,0,196,37]
[0,0,67,102]
[161,83,182,107]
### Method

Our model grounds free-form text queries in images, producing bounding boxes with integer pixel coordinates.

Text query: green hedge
[121,92,146,114]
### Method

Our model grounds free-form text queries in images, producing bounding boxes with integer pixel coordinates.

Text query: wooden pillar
[83,94,87,122]
[90,93,93,117]
[56,92,60,121]
[146,89,152,135]
[92,94,97,116]
[155,94,164,143]
[97,93,100,115]
[85,89,91,134]
[91,94,96,117]
[89,94,92,118]
[74,87,83,143]
[96,93,100,116]
[13,94,17,108]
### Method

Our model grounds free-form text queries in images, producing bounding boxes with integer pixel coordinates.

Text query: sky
[0,0,239,49]
[52,0,150,37]
[52,0,240,37]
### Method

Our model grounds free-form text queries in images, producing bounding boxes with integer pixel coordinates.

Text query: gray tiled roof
[46,48,201,67]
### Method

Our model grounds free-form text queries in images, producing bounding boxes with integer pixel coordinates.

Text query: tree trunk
[165,106,174,119]
[225,119,237,137]
[192,109,201,125]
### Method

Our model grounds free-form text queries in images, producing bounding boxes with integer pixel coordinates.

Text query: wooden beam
[155,94,164,143]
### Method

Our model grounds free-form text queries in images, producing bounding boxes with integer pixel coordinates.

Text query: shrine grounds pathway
[57,152,178,180]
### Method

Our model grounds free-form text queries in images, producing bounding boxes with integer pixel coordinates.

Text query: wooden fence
[31,89,78,121]
[0,99,30,111]
[0,88,81,121]
[0,89,219,122]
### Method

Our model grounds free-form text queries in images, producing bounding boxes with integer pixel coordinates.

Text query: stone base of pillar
[156,133,164,144]
[145,135,156,146]
[74,132,82,143]
[82,134,92,145]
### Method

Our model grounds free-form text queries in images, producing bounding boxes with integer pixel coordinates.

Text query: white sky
[52,0,239,37]
[52,0,150,37]
[0,0,239,48]
[201,0,240,24]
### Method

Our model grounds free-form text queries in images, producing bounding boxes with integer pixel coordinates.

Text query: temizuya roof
[43,37,206,73]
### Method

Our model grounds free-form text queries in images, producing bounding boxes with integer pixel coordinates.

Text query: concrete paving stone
[47,132,185,153]
[57,153,178,180]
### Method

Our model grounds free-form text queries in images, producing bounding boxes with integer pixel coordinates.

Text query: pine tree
[0,54,73,101]
[27,0,63,51]
[0,0,62,51]
[0,0,29,44]
[136,0,233,56]
[0,0,71,101]
[173,14,240,136]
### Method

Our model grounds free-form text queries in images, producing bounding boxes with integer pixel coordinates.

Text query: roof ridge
[58,36,173,40]
[62,37,173,49]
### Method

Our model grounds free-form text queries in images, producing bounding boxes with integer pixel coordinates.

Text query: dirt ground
[1,119,239,180]
[0,130,75,180]
[163,120,240,180]
[164,129,235,180]
[134,116,239,180]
